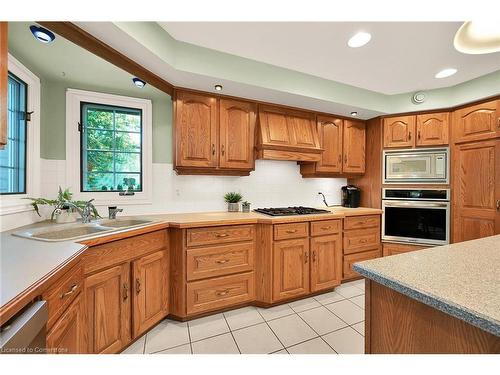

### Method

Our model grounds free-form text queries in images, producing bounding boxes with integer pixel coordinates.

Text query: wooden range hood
[255,104,323,161]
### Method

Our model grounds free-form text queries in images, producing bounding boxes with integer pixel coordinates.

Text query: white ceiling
[159,22,500,95]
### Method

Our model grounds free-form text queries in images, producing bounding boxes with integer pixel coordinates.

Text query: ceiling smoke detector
[412,92,426,104]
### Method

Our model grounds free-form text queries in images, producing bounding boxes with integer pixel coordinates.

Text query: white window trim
[66,88,153,206]
[0,54,41,216]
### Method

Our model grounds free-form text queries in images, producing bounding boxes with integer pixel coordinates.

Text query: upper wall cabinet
[300,117,365,177]
[452,99,500,144]
[256,105,322,162]
[174,90,256,176]
[0,22,7,148]
[383,113,450,148]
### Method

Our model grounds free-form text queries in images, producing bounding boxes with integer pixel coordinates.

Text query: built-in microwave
[383,147,449,184]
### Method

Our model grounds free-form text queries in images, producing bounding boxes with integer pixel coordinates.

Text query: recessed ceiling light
[350,111,358,117]
[347,32,371,48]
[29,25,55,44]
[132,78,146,88]
[214,84,223,91]
[454,21,500,54]
[435,68,457,79]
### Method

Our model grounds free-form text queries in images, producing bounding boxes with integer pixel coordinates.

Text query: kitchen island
[354,235,500,354]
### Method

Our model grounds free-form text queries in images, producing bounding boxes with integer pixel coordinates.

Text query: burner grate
[254,206,330,216]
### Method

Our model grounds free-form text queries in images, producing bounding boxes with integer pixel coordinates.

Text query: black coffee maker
[341,185,361,208]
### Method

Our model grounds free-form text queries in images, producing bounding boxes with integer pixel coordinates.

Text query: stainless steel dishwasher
[0,301,48,354]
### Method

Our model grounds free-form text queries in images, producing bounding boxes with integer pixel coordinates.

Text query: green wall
[40,79,172,163]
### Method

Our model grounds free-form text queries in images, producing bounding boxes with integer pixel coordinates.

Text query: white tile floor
[122,279,366,355]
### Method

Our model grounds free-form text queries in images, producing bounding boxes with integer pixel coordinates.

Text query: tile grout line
[294,308,338,354]
[186,321,194,354]
[255,307,288,353]
[150,341,192,354]
[222,313,242,354]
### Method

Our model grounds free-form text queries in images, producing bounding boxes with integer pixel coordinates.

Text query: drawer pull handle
[123,283,128,301]
[216,289,230,297]
[304,252,309,264]
[360,239,368,243]
[216,259,230,264]
[321,226,332,230]
[312,250,316,262]
[215,233,229,238]
[136,278,141,294]
[60,284,78,299]
[286,229,298,234]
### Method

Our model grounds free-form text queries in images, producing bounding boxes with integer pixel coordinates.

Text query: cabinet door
[343,120,366,173]
[258,106,294,147]
[287,112,320,149]
[85,263,130,354]
[416,112,449,146]
[273,238,310,301]
[310,234,342,292]
[316,116,343,173]
[46,293,86,354]
[383,116,415,148]
[219,99,256,170]
[453,100,500,144]
[453,139,500,242]
[0,23,7,147]
[175,91,218,168]
[132,250,169,338]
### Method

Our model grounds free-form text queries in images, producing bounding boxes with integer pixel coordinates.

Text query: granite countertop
[353,235,500,337]
[1,206,382,314]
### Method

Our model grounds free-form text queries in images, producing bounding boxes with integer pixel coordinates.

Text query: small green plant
[25,187,101,221]
[224,192,243,203]
[242,201,250,206]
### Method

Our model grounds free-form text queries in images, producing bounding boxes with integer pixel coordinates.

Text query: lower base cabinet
[85,263,131,354]
[383,242,429,256]
[310,234,342,292]
[46,293,86,354]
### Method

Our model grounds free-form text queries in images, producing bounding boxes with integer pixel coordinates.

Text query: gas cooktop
[254,206,331,216]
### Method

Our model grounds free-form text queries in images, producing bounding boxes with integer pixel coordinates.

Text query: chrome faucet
[59,199,97,223]
[108,206,123,219]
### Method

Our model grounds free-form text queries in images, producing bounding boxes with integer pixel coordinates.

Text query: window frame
[79,101,144,193]
[66,89,153,206]
[0,54,41,216]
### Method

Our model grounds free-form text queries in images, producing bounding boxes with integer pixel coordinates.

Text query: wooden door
[316,116,343,173]
[219,99,256,170]
[132,250,169,338]
[46,293,86,354]
[416,112,450,146]
[85,263,130,354]
[453,139,500,242]
[383,116,415,148]
[175,91,217,168]
[0,22,7,147]
[310,234,342,292]
[453,100,499,144]
[343,120,366,173]
[273,238,310,301]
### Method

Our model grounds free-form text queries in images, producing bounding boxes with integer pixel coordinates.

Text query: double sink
[14,218,155,242]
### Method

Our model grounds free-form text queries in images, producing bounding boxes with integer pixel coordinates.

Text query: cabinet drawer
[43,263,83,331]
[82,230,168,275]
[344,228,381,254]
[343,249,381,279]
[383,243,429,256]
[310,220,341,236]
[274,222,309,240]
[187,242,254,281]
[186,272,255,315]
[344,215,380,230]
[186,225,255,247]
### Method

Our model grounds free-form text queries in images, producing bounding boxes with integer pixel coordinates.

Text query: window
[81,103,142,192]
[0,73,27,195]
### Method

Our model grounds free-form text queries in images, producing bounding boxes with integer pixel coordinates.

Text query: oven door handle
[383,201,449,208]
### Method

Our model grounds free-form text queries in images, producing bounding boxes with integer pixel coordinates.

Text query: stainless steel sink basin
[19,225,111,241]
[98,219,152,228]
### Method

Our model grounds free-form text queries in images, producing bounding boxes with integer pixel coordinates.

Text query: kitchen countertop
[0,206,382,320]
[353,235,500,337]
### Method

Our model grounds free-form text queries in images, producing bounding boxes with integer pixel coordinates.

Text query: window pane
[115,132,141,151]
[0,73,27,195]
[81,103,142,192]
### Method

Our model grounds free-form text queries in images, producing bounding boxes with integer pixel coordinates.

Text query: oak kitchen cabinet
[82,230,169,353]
[382,242,430,257]
[452,99,500,144]
[0,22,7,148]
[174,90,256,175]
[383,113,449,148]
[300,117,366,176]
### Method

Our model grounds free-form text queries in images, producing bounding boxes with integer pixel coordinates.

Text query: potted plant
[25,187,100,223]
[224,192,243,212]
[242,201,251,213]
